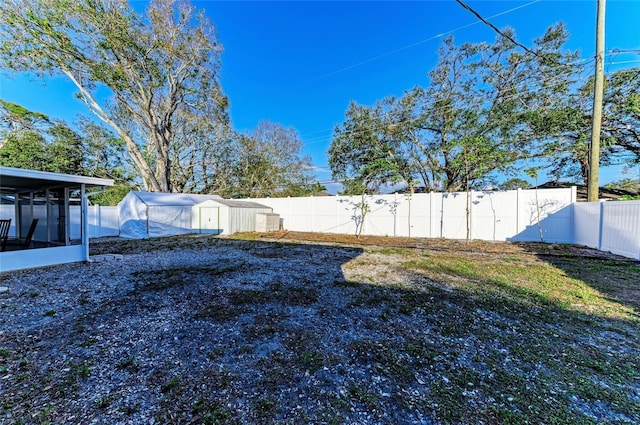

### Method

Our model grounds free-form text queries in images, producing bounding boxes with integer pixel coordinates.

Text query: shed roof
[0,166,114,193]
[129,191,222,206]
[214,199,271,209]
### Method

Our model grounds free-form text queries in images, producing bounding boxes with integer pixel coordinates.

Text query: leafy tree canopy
[0,0,229,192]
[0,100,135,204]
[329,25,581,193]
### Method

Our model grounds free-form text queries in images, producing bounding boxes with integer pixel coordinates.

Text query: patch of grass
[131,264,245,292]
[253,397,276,418]
[206,346,228,360]
[118,403,141,415]
[115,356,140,372]
[403,254,638,320]
[160,375,181,394]
[347,381,380,411]
[300,351,324,373]
[43,309,57,317]
[96,393,118,408]
[376,247,410,256]
[348,288,395,309]
[195,303,245,322]
[349,339,413,382]
[272,286,318,306]
[228,289,268,305]
[77,337,98,348]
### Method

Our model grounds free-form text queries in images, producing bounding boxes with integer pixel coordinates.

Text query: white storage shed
[192,199,273,235]
[118,191,223,239]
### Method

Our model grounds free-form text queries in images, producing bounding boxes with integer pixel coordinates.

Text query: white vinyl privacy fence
[2,189,637,260]
[574,200,640,260]
[250,188,577,243]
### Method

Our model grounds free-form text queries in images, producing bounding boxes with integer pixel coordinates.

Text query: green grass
[403,254,638,320]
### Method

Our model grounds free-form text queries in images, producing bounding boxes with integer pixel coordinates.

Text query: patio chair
[1,218,38,251]
[0,219,10,251]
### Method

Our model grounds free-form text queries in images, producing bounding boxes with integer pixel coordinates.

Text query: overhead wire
[303,53,637,146]
[311,0,542,81]
[302,57,596,146]
[306,69,600,180]
[303,0,637,180]
[454,0,540,58]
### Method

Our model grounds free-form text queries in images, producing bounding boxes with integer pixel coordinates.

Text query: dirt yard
[1,232,638,424]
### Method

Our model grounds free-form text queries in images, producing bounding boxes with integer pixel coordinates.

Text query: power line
[302,60,596,146]
[312,0,541,81]
[455,0,543,60]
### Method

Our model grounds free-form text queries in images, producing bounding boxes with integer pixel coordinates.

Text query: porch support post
[81,184,89,261]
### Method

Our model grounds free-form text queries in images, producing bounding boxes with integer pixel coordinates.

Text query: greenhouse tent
[118,191,223,239]
[192,199,273,235]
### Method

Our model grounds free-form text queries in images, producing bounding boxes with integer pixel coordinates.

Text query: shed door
[199,207,220,234]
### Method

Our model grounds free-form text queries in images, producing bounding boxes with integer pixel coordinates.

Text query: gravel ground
[1,234,639,424]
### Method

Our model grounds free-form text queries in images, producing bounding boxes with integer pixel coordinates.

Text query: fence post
[469,190,474,240]
[393,192,398,237]
[516,188,521,236]
[598,201,605,251]
[429,191,433,238]
[310,195,315,233]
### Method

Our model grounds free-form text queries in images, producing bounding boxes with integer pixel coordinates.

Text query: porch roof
[0,166,114,193]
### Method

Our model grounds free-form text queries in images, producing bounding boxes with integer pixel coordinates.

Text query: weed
[193,398,235,424]
[115,356,140,372]
[43,309,57,317]
[300,351,324,373]
[161,375,181,394]
[254,397,276,416]
[118,403,141,415]
[96,393,118,408]
[206,347,227,360]
[377,247,410,256]
[347,381,380,411]
[77,337,98,348]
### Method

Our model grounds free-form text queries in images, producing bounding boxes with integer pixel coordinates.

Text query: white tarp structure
[118,192,223,239]
[192,199,273,235]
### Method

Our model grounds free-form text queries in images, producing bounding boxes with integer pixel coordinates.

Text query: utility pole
[588,0,606,202]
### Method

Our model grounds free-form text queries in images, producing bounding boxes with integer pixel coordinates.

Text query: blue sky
[1,0,639,192]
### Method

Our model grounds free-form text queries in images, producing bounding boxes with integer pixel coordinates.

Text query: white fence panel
[251,188,576,242]
[574,202,601,248]
[470,191,517,241]
[511,188,575,243]
[89,206,119,238]
[437,192,468,239]
[396,194,431,238]
[600,201,640,260]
